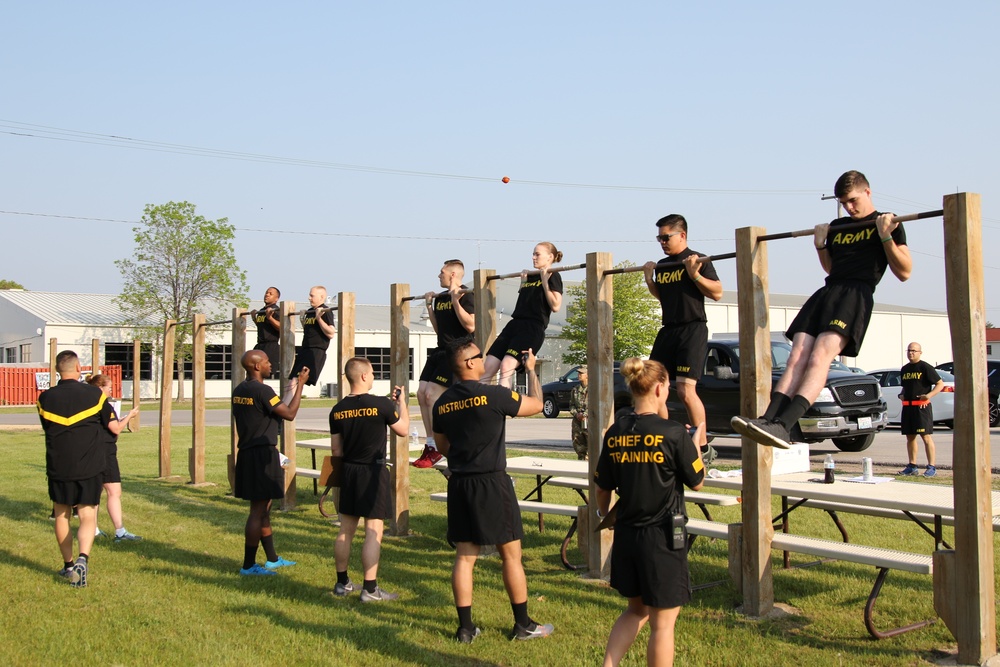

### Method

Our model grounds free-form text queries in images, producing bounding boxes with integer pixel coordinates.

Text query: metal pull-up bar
[399,288,474,303]
[757,209,944,243]
[487,262,587,281]
[603,253,736,276]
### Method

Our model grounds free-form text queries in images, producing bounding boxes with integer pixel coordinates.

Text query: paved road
[6,407,998,471]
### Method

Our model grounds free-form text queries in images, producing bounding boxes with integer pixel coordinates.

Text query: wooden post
[91,339,100,377]
[389,284,411,536]
[229,308,247,493]
[159,320,176,478]
[189,313,206,484]
[279,300,297,510]
[734,226,774,617]
[939,192,996,664]
[337,292,356,400]
[48,338,57,385]
[131,339,141,432]
[586,252,614,578]
[473,269,497,357]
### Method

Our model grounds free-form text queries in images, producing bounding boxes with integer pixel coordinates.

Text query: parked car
[541,362,632,418]
[933,360,1000,426]
[665,339,887,452]
[866,368,955,429]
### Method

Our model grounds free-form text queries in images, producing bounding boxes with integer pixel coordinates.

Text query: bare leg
[76,504,97,556]
[282,378,298,404]
[360,518,385,581]
[104,482,124,531]
[497,539,528,603]
[481,355,501,384]
[773,332,816,397]
[674,379,706,447]
[417,381,446,444]
[905,434,918,464]
[776,331,845,405]
[53,503,74,563]
[603,597,649,667]
[452,542,481,607]
[497,355,520,390]
[335,514,360,572]
[922,434,936,466]
[646,605,681,667]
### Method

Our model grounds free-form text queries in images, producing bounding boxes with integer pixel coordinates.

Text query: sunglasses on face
[656,232,681,242]
[464,351,484,362]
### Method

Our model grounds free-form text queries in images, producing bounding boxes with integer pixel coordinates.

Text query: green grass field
[3,426,997,666]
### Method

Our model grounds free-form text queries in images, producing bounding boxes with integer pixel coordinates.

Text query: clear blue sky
[3,2,998,320]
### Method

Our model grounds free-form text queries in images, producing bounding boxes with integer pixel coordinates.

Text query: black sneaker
[510,621,554,641]
[455,626,481,644]
[745,419,792,450]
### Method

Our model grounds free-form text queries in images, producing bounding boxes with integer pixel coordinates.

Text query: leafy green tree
[561,261,660,365]
[0,279,25,289]
[115,202,249,400]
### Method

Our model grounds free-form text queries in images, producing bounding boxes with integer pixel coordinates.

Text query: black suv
[933,360,1000,426]
[541,362,632,418]
[666,339,887,452]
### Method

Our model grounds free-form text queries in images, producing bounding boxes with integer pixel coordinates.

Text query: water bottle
[410,426,420,447]
[823,454,835,484]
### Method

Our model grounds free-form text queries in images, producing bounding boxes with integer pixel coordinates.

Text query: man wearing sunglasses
[643,214,722,457]
[431,337,553,644]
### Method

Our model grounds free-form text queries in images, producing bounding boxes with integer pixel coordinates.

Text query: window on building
[356,347,414,380]
[182,345,233,380]
[5,347,16,363]
[19,344,31,363]
[104,343,154,381]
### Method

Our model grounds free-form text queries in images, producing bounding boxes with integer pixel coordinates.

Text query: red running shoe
[412,445,443,468]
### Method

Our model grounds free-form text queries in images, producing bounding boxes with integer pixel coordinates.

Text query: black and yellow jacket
[37,380,114,481]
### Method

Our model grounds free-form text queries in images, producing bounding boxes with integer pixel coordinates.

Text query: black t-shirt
[511,272,563,328]
[652,248,719,326]
[824,211,907,291]
[900,360,941,400]
[232,379,282,449]
[432,380,522,475]
[329,394,401,464]
[253,303,280,344]
[433,287,476,347]
[595,412,705,528]
[301,306,336,349]
[37,379,116,481]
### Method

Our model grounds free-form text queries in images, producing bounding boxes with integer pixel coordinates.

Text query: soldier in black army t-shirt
[286,285,336,399]
[482,242,564,389]
[232,350,309,576]
[595,358,705,667]
[329,357,410,602]
[413,259,476,468]
[733,171,913,450]
[433,337,554,644]
[37,350,117,587]
[643,214,722,451]
[250,286,281,378]
[896,342,944,477]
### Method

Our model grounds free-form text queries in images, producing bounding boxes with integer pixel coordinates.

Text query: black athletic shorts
[447,471,524,546]
[487,319,546,362]
[254,342,280,378]
[104,450,122,484]
[785,281,874,358]
[234,445,285,501]
[900,404,934,436]
[611,523,692,609]
[339,462,391,520]
[49,474,104,507]
[649,322,708,381]
[289,346,326,386]
[419,348,454,387]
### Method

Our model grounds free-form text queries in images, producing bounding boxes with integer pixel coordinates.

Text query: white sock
[95,526,101,537]
[116,527,127,538]
[426,437,436,451]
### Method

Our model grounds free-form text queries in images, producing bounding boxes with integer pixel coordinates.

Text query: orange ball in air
[502,176,510,184]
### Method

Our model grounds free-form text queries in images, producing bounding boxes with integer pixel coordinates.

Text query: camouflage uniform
[570,383,588,460]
